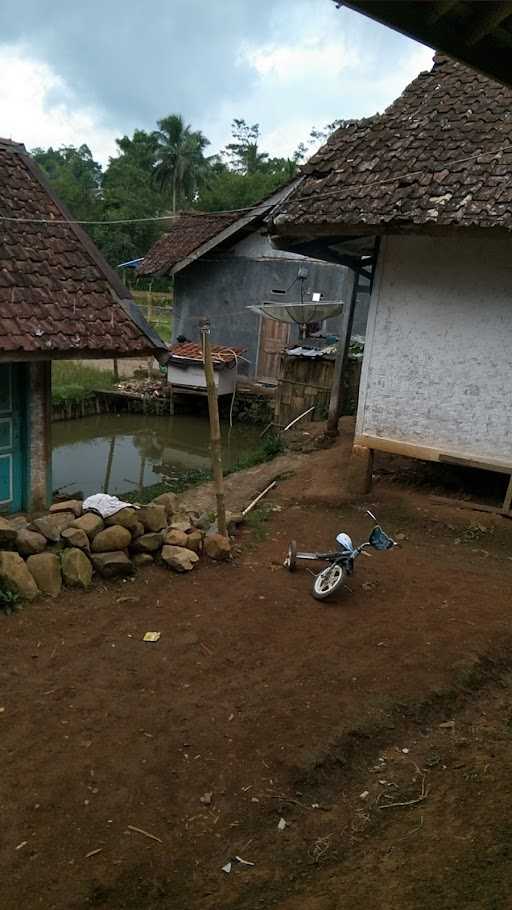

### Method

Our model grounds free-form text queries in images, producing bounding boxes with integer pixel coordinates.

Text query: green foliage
[228,433,285,473]
[245,505,273,542]
[123,469,211,504]
[52,362,117,404]
[0,583,21,615]
[30,112,336,269]
[32,144,103,223]
[98,129,168,266]
[153,114,211,212]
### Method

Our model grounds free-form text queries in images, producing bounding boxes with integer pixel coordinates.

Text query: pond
[52,414,262,499]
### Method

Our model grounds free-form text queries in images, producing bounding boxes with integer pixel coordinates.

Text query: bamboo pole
[199,318,227,537]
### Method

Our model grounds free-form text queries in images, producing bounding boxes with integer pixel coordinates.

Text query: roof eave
[139,178,303,278]
[21,149,166,353]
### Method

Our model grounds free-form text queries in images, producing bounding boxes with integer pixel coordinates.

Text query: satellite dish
[247,300,344,325]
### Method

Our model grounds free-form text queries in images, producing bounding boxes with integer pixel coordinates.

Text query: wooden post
[326,264,360,437]
[200,318,227,537]
[503,474,512,514]
[113,359,119,381]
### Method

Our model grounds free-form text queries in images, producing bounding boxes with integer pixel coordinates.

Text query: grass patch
[228,433,286,473]
[245,505,273,542]
[123,469,211,504]
[52,361,117,404]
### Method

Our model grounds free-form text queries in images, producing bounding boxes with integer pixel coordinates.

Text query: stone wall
[0,496,239,608]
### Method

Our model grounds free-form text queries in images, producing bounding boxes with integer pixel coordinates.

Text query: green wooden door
[0,364,25,513]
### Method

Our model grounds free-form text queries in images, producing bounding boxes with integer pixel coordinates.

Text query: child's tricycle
[284,511,397,601]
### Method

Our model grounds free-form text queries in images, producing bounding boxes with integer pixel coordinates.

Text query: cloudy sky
[0,0,433,165]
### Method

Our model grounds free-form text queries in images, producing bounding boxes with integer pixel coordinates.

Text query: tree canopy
[31,115,340,269]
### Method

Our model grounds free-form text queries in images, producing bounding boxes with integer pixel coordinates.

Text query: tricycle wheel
[286,540,297,572]
[312,564,345,601]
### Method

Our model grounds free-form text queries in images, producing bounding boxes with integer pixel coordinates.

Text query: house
[271,53,512,507]
[0,138,165,515]
[137,186,370,381]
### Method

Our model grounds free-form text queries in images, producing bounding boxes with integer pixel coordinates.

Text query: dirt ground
[2,430,512,909]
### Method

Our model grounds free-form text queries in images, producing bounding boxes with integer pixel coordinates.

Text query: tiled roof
[137,211,241,276]
[166,342,247,366]
[0,140,164,357]
[273,54,512,234]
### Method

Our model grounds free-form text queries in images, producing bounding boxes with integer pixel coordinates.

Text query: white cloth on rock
[82,493,138,518]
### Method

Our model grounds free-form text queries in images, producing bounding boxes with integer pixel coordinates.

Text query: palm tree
[153,114,211,212]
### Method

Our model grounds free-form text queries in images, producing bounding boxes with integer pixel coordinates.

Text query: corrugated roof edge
[19,142,166,353]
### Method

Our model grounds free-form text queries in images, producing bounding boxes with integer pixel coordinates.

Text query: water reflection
[52,414,260,498]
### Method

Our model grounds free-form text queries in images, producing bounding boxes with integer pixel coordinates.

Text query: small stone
[91,552,135,579]
[61,548,93,589]
[132,553,154,568]
[26,553,62,598]
[105,508,139,530]
[0,516,20,549]
[61,527,90,551]
[396,533,407,541]
[16,529,47,557]
[8,515,29,532]
[131,532,163,554]
[49,499,83,518]
[71,513,104,539]
[131,521,145,539]
[151,492,178,518]
[30,513,75,542]
[186,529,203,554]
[193,512,212,532]
[0,551,39,600]
[92,526,132,553]
[161,545,199,573]
[164,529,189,548]
[137,505,167,533]
[204,533,231,561]
[200,792,213,806]
[169,520,193,533]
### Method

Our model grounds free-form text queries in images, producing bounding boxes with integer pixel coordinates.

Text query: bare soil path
[1,438,512,909]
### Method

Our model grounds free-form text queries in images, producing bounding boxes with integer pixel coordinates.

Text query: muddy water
[52,414,261,498]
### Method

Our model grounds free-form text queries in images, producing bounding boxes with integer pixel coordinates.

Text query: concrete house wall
[172,230,365,377]
[356,234,512,468]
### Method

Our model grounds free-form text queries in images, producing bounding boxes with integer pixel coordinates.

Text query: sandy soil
[1,439,512,909]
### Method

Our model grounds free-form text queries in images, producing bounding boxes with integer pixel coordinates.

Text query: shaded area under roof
[272,53,512,239]
[339,0,512,90]
[0,139,164,358]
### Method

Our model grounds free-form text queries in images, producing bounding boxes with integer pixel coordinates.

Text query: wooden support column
[503,475,512,514]
[199,318,227,538]
[326,264,360,437]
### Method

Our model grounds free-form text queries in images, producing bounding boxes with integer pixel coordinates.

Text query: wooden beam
[439,454,512,476]
[463,2,512,46]
[428,0,459,25]
[431,495,512,520]
[326,264,360,435]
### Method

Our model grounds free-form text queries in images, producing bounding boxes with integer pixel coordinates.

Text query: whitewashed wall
[356,234,512,467]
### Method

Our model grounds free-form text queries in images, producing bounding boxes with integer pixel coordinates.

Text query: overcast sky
[0,0,433,165]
